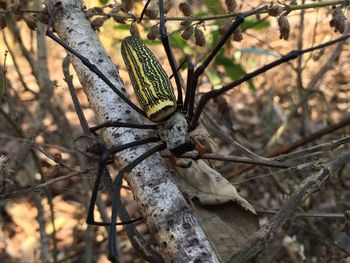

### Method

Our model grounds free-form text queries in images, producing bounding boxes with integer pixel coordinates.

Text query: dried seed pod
[147,25,159,40]
[113,15,126,24]
[144,8,158,19]
[123,0,133,13]
[130,23,140,38]
[232,27,243,42]
[330,7,346,33]
[225,0,237,13]
[179,2,192,17]
[194,28,205,46]
[35,5,49,24]
[219,18,232,36]
[181,26,194,40]
[0,155,14,194]
[0,14,6,29]
[164,0,173,14]
[311,49,324,61]
[85,7,104,17]
[278,15,290,40]
[0,0,6,9]
[9,2,21,15]
[23,14,37,30]
[268,4,284,17]
[91,17,107,30]
[180,17,192,27]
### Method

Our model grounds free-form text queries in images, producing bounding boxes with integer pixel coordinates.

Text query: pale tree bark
[44,0,220,262]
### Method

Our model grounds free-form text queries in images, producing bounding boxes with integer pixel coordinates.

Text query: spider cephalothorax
[157,112,195,156]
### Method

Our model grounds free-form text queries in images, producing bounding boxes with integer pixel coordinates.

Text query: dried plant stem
[296,1,307,136]
[34,193,50,263]
[2,32,36,94]
[161,152,293,168]
[228,149,350,262]
[0,169,85,200]
[257,210,348,219]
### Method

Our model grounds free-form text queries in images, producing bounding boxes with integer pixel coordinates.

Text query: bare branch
[44,0,219,262]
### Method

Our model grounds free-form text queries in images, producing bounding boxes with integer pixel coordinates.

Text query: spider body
[121,36,195,156]
[121,36,176,122]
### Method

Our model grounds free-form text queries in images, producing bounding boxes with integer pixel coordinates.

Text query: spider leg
[186,5,268,120]
[169,59,187,80]
[90,121,157,134]
[108,143,167,261]
[183,58,194,113]
[190,33,350,129]
[101,167,164,263]
[138,0,152,23]
[46,3,146,118]
[86,136,160,226]
[159,0,184,109]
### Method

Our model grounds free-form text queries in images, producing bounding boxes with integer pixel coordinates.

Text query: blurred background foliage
[1,0,350,262]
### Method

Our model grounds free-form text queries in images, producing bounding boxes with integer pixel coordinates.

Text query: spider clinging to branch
[44,0,350,261]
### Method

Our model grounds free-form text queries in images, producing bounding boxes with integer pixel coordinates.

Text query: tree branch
[44,0,219,262]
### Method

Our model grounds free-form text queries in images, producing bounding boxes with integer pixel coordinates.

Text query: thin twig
[34,193,50,263]
[2,32,37,94]
[227,114,350,180]
[161,151,294,168]
[228,149,350,262]
[0,169,84,200]
[257,209,348,219]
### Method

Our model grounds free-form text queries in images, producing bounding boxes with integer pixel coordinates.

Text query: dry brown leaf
[194,202,258,262]
[190,122,219,154]
[174,159,256,214]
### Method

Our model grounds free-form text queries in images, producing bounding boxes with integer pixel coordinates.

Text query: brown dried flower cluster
[179,2,192,17]
[278,15,290,40]
[225,0,237,13]
[122,0,133,13]
[268,4,284,17]
[181,26,194,41]
[0,1,39,31]
[330,7,347,33]
[147,24,159,40]
[194,27,206,46]
[130,23,140,38]
[0,14,6,29]
[219,18,243,42]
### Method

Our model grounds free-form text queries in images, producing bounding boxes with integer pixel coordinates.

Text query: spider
[46,0,350,261]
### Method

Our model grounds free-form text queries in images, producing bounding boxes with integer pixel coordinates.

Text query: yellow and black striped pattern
[121,36,176,122]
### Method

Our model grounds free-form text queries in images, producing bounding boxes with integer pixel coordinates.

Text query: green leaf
[207,70,221,89]
[241,18,270,31]
[194,11,210,18]
[99,0,109,5]
[202,0,225,15]
[169,33,188,50]
[144,39,162,46]
[113,24,130,31]
[215,55,255,91]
